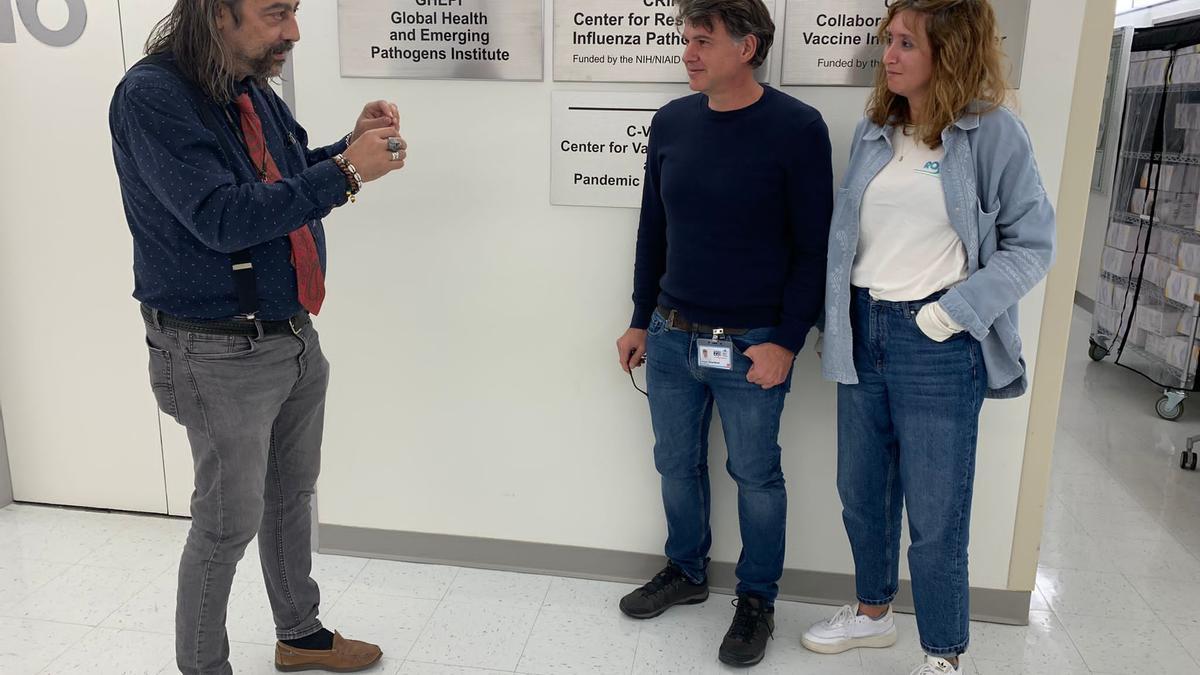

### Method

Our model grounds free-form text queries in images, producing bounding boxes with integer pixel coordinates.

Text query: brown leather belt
[656,305,750,336]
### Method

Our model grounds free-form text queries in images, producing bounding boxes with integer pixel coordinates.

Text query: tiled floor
[3,306,1200,674]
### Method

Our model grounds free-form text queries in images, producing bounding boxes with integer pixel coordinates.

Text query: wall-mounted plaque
[553,0,776,83]
[338,0,544,80]
[780,0,1029,87]
[551,91,679,208]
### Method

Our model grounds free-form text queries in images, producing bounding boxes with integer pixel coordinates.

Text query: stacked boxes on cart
[1126,45,1200,89]
[1100,220,1200,371]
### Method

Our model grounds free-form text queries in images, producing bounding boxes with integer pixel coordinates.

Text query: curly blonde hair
[867,0,1009,148]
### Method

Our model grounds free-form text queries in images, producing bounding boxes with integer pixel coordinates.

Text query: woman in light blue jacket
[801,1,1055,673]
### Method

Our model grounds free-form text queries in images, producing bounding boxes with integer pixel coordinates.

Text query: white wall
[1118,0,1200,26]
[293,0,1086,591]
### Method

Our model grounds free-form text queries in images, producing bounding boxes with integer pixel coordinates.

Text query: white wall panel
[0,1,166,512]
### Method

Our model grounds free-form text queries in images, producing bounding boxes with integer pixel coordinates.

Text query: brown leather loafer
[274,631,383,672]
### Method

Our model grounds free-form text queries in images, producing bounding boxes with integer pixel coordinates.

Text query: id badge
[697,338,733,370]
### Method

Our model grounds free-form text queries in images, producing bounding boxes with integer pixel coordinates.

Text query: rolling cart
[1089,20,1200,421]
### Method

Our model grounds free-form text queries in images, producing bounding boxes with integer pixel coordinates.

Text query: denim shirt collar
[860,103,985,142]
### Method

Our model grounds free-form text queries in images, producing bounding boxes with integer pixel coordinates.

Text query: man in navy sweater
[615,0,832,667]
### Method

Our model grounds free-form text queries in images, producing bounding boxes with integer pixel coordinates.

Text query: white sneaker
[910,655,962,674]
[800,603,898,654]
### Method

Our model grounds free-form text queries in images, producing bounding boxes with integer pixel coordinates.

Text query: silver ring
[387,137,401,153]
[391,151,401,162]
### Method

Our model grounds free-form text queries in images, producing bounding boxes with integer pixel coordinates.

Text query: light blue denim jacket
[822,105,1056,399]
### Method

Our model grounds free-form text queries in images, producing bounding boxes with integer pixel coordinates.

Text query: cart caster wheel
[1182,451,1198,471]
[1158,396,1184,421]
[1088,342,1109,362]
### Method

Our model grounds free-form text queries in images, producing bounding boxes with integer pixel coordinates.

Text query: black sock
[281,628,334,650]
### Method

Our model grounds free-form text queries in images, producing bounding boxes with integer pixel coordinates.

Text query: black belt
[141,304,310,337]
[656,306,750,336]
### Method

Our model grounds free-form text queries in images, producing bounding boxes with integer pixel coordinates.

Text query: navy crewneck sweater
[631,85,833,353]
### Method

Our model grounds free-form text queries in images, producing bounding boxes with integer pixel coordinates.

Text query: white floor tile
[1028,587,1050,613]
[398,662,512,675]
[1040,497,1088,538]
[632,619,726,675]
[225,580,283,646]
[207,642,275,675]
[41,627,175,675]
[971,658,1090,675]
[1057,611,1198,673]
[85,533,181,575]
[354,559,460,601]
[1036,568,1156,621]
[0,617,92,675]
[1125,574,1200,625]
[101,575,177,635]
[1165,620,1200,667]
[966,611,1088,672]
[406,600,538,671]
[1098,534,1200,579]
[516,611,639,675]
[0,559,73,613]
[310,552,370,594]
[1034,533,1120,573]
[1050,474,1142,510]
[0,524,115,566]
[540,577,639,618]
[1062,501,1172,541]
[2,564,151,626]
[320,586,439,661]
[441,568,552,610]
[770,600,848,640]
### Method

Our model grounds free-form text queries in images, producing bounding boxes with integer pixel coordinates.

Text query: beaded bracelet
[332,154,363,203]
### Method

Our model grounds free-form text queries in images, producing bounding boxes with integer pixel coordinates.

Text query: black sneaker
[718,594,775,667]
[618,563,709,619]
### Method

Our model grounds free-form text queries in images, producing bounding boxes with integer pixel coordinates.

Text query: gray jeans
[144,313,329,675]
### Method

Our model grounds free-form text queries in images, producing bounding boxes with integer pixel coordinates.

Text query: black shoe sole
[618,589,709,620]
[717,649,765,668]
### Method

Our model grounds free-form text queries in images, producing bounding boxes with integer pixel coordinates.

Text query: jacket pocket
[978,199,1000,264]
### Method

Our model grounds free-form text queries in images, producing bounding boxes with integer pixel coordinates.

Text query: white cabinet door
[0,5,167,513]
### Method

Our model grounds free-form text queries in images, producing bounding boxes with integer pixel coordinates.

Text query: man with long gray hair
[108,1,403,672]
[615,0,832,667]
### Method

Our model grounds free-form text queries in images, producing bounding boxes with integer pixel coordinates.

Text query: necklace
[896,125,915,163]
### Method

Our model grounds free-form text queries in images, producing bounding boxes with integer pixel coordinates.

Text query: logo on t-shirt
[915,160,941,177]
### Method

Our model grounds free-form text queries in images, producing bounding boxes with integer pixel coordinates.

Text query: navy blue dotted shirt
[109,54,349,320]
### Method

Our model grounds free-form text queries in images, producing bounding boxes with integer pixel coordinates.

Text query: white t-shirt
[851,127,969,302]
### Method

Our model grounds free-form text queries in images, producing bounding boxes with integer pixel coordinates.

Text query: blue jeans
[837,288,986,657]
[645,309,793,604]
